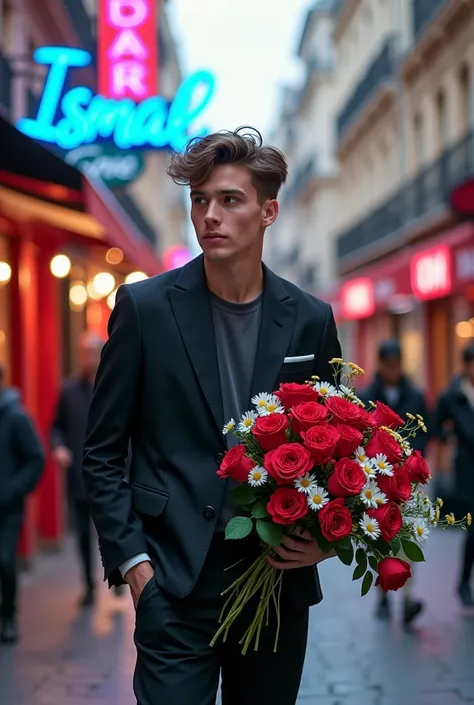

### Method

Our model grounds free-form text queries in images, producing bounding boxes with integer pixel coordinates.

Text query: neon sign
[16,46,215,152]
[98,0,158,101]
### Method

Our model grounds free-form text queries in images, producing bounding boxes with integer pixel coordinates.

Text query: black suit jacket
[83,255,341,604]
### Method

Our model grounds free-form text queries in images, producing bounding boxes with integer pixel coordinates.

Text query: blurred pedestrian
[359,340,430,625]
[51,331,124,607]
[0,365,44,643]
[434,343,474,608]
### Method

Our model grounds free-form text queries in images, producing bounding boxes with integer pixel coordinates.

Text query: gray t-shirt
[210,292,262,531]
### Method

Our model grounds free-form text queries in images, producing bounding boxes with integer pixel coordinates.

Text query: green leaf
[390,537,401,556]
[352,563,366,581]
[368,555,379,572]
[372,539,391,557]
[231,485,257,507]
[251,502,269,519]
[335,540,354,566]
[361,570,374,596]
[401,539,425,563]
[225,516,253,541]
[256,520,283,547]
[355,548,367,573]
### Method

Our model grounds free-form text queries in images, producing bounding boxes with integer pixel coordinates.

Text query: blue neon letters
[17,46,215,151]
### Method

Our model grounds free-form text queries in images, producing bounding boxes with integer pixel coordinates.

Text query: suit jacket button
[215,452,225,464]
[203,505,216,520]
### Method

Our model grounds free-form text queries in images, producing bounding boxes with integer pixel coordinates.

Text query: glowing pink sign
[98,0,158,101]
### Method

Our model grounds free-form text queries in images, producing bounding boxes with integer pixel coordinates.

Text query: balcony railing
[284,156,318,202]
[0,47,13,115]
[63,0,95,54]
[413,0,449,40]
[336,37,396,142]
[336,130,474,263]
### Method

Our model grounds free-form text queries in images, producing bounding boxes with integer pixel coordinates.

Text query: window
[459,64,472,134]
[414,112,425,169]
[435,89,447,153]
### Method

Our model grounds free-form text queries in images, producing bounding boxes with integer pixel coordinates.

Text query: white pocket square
[283,354,315,363]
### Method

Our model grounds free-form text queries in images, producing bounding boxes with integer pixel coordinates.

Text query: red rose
[404,451,430,485]
[264,443,314,485]
[377,467,411,503]
[301,425,340,464]
[371,401,404,430]
[334,424,364,458]
[217,444,254,483]
[274,382,319,408]
[375,557,412,592]
[290,401,329,434]
[327,458,367,497]
[367,502,403,542]
[325,396,368,430]
[252,413,290,451]
[318,498,353,542]
[266,487,309,526]
[365,429,403,464]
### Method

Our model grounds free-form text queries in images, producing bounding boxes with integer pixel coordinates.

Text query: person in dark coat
[434,343,474,607]
[358,340,431,625]
[0,365,44,643]
[51,332,124,606]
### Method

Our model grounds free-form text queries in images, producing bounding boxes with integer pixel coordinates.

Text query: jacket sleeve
[11,411,45,502]
[82,284,149,586]
[50,388,68,449]
[433,391,453,443]
[315,304,342,384]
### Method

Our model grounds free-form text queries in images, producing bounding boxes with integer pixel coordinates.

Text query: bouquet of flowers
[210,359,471,655]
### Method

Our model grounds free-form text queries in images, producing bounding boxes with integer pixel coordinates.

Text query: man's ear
[262,199,279,228]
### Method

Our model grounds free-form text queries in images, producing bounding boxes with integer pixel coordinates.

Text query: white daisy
[294,472,317,495]
[411,518,430,545]
[314,381,338,398]
[372,454,394,477]
[252,392,273,410]
[354,446,369,465]
[360,481,387,509]
[248,466,268,487]
[237,410,258,433]
[359,513,381,540]
[337,384,355,398]
[307,486,329,511]
[360,460,377,480]
[222,419,235,435]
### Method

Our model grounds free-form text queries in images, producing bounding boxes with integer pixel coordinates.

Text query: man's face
[190,164,278,263]
[79,337,102,379]
[379,356,402,386]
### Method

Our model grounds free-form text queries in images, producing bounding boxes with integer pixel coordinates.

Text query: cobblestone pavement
[1,529,473,705]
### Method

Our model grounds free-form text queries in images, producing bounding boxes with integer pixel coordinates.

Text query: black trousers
[0,512,23,620]
[133,534,309,705]
[72,499,94,591]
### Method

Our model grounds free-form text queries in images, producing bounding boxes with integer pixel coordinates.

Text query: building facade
[270,0,474,399]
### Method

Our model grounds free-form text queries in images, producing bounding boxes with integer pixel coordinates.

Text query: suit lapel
[248,268,295,405]
[168,256,225,435]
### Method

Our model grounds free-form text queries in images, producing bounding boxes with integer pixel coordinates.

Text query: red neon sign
[340,277,375,320]
[98,0,159,101]
[410,245,452,301]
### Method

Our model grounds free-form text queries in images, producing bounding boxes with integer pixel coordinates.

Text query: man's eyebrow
[190,188,246,198]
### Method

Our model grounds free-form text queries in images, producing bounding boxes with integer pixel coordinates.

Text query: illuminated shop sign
[16,46,215,152]
[340,277,375,320]
[98,0,158,101]
[410,245,452,301]
[65,144,145,188]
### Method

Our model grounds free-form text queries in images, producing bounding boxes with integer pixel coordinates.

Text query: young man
[358,341,430,625]
[83,127,341,705]
[434,344,474,607]
[0,365,44,643]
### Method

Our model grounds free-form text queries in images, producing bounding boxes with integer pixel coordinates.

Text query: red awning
[338,222,474,320]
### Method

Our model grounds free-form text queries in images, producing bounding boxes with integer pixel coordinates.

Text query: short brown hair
[167,126,288,201]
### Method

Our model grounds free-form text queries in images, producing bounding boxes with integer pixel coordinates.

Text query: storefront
[337,222,474,399]
[0,115,162,562]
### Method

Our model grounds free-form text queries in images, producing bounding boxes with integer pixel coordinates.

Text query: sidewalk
[0,530,473,704]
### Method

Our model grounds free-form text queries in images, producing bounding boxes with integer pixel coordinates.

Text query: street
[1,529,473,705]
